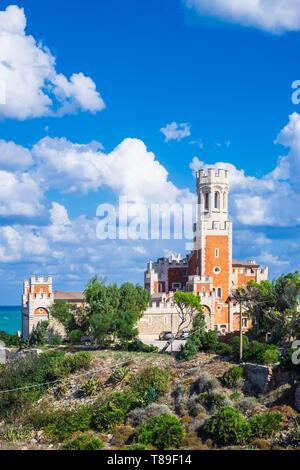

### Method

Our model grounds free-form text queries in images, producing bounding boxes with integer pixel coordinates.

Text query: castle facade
[139,168,268,335]
[22,168,268,339]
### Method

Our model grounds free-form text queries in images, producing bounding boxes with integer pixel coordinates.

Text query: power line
[0,366,106,395]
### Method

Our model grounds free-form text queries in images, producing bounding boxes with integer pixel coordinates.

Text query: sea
[0,306,22,335]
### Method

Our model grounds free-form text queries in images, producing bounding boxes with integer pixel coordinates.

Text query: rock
[294,383,300,412]
[243,363,273,395]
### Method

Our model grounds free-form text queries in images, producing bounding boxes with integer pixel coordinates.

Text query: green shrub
[0,351,92,417]
[230,335,249,360]
[49,334,62,346]
[29,321,49,346]
[204,406,252,445]
[133,366,170,396]
[126,340,158,353]
[69,329,83,344]
[249,412,282,438]
[244,341,279,365]
[54,381,68,399]
[3,424,33,442]
[127,403,174,427]
[0,331,24,347]
[222,367,244,388]
[63,351,92,372]
[111,367,131,384]
[34,406,93,441]
[195,390,231,413]
[178,313,206,361]
[135,414,185,449]
[61,433,104,450]
[82,377,101,397]
[92,402,126,432]
[215,342,234,357]
[193,372,221,394]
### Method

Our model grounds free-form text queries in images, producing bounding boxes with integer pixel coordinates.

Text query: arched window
[205,193,209,211]
[223,192,227,210]
[214,191,220,210]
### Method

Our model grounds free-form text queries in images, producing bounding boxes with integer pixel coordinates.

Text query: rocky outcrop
[242,363,273,395]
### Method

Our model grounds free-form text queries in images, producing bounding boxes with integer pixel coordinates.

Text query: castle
[139,168,268,335]
[22,277,84,340]
[22,168,268,339]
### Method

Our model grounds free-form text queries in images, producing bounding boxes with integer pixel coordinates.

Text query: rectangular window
[242,318,248,328]
[172,282,182,290]
[217,287,222,298]
[215,248,219,258]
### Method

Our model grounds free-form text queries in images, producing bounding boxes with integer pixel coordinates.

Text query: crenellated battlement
[197,168,229,186]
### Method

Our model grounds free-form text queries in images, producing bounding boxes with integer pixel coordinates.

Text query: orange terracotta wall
[205,235,230,301]
[33,284,50,295]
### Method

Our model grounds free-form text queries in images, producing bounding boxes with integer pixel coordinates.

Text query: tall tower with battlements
[188,168,232,326]
[22,276,54,340]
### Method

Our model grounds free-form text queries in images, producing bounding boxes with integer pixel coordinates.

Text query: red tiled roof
[54,291,84,301]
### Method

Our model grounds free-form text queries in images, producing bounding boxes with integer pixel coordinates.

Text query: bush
[204,406,252,445]
[244,341,279,365]
[201,331,220,353]
[49,334,62,346]
[69,329,83,344]
[133,366,170,396]
[82,377,101,397]
[192,372,221,394]
[92,402,125,432]
[0,351,92,417]
[222,367,244,388]
[125,340,158,353]
[62,433,104,450]
[127,404,174,427]
[0,331,24,348]
[111,367,131,385]
[249,412,282,438]
[230,335,249,360]
[215,342,234,357]
[29,321,49,346]
[178,314,207,361]
[39,406,93,440]
[63,351,92,372]
[236,397,259,414]
[197,390,232,413]
[135,414,185,449]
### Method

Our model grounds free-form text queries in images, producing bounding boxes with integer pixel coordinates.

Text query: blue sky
[1,0,300,303]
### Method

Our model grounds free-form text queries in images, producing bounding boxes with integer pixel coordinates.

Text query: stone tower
[22,276,54,340]
[188,168,232,326]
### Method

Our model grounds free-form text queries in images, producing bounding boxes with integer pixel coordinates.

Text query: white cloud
[185,0,300,33]
[0,139,33,171]
[160,122,191,142]
[192,156,300,227]
[0,170,44,218]
[0,226,50,263]
[33,136,194,204]
[257,252,289,267]
[0,5,105,120]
